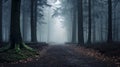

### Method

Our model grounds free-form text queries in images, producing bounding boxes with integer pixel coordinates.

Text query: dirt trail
[2,45,116,67]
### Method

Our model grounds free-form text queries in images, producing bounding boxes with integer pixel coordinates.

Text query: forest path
[2,45,116,67]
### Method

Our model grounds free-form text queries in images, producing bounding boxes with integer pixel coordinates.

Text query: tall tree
[107,0,113,43]
[87,0,92,44]
[31,0,37,42]
[10,0,32,50]
[72,0,77,43]
[78,0,84,44]
[92,0,96,42]
[113,0,119,41]
[72,12,77,43]
[10,0,22,49]
[0,0,2,44]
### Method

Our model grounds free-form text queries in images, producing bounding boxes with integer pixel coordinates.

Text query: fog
[2,0,120,44]
[37,0,73,44]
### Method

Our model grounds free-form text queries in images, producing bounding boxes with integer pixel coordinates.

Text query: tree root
[0,43,35,52]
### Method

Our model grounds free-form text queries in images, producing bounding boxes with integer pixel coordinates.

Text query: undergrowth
[0,48,38,63]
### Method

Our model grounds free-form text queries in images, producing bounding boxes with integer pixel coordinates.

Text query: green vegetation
[0,44,38,63]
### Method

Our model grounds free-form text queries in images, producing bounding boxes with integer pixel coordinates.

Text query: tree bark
[107,0,113,43]
[72,12,77,43]
[72,1,77,43]
[10,0,23,49]
[9,0,33,51]
[92,0,96,43]
[87,0,92,44]
[78,0,84,44]
[31,0,37,42]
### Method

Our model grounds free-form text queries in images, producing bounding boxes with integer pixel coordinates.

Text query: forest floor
[0,45,118,67]
[79,43,120,65]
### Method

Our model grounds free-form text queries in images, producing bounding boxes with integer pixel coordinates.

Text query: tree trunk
[100,20,104,42]
[31,0,37,42]
[93,19,96,42]
[78,0,84,44]
[92,0,96,43]
[107,0,113,43]
[10,0,23,49]
[72,1,77,43]
[22,1,27,42]
[0,0,2,44]
[87,0,92,44]
[72,12,77,43]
